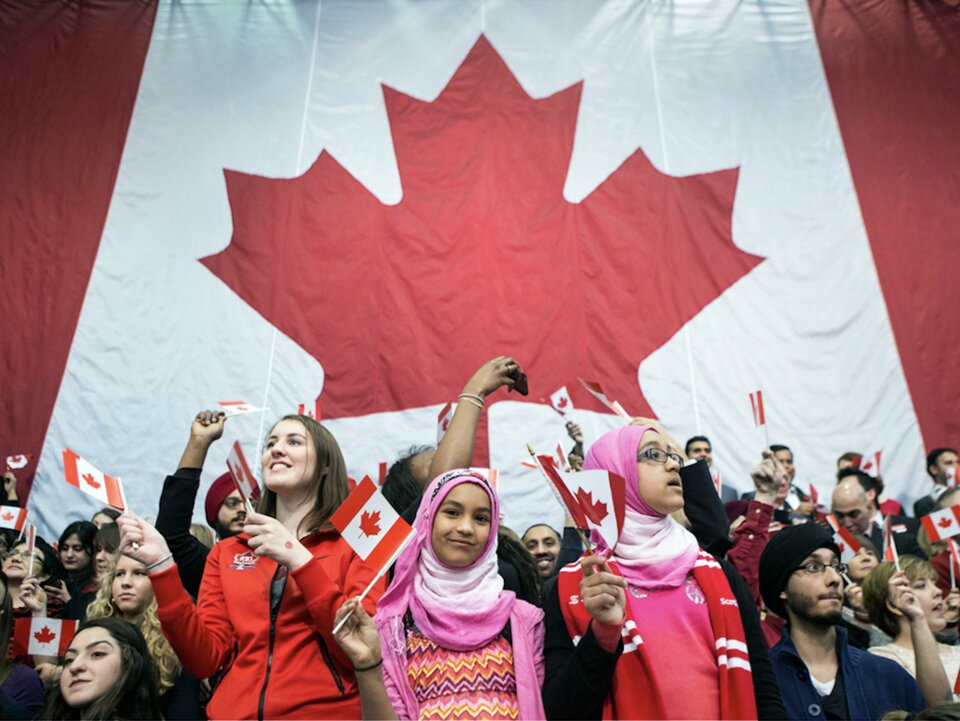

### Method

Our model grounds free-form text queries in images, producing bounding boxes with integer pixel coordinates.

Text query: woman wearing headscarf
[334,469,545,720]
[542,424,784,720]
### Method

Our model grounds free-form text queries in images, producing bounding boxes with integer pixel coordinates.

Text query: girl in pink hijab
[334,469,545,720]
[541,424,784,720]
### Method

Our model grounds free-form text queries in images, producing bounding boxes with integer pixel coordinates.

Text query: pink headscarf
[375,469,515,651]
[584,425,699,590]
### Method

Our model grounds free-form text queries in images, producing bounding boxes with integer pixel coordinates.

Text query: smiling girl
[333,469,545,720]
[117,415,385,720]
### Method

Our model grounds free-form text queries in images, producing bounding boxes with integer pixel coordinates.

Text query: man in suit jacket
[913,447,958,518]
[832,470,924,558]
[685,434,738,502]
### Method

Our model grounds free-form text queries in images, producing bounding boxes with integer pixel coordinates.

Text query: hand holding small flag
[332,597,382,670]
[579,555,627,631]
[243,511,314,569]
[887,570,922,622]
[117,512,173,573]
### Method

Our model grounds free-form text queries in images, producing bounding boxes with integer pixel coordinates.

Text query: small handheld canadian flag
[5,454,32,471]
[468,468,500,489]
[23,523,36,553]
[218,401,265,417]
[577,378,631,420]
[854,450,883,478]
[710,466,723,497]
[13,617,77,658]
[748,390,771,448]
[883,517,900,570]
[226,441,260,512]
[920,505,960,543]
[824,514,862,563]
[0,506,28,532]
[62,449,125,510]
[948,538,960,590]
[297,398,322,421]
[547,386,573,416]
[808,484,829,515]
[534,452,626,551]
[436,402,455,444]
[330,477,416,634]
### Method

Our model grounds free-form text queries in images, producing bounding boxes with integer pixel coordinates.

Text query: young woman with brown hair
[118,414,386,720]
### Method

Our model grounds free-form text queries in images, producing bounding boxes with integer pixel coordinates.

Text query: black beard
[215,519,242,540]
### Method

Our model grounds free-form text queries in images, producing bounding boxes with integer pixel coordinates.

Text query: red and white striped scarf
[558,549,758,720]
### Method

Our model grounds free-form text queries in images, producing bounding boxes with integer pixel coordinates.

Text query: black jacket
[155,467,209,598]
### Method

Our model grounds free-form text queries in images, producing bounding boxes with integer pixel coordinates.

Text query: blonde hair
[189,523,214,549]
[86,558,182,692]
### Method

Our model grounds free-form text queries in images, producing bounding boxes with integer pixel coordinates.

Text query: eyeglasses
[794,560,847,576]
[832,509,863,521]
[637,448,684,466]
[222,497,245,510]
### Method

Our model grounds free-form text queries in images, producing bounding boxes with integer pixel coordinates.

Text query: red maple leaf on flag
[1,512,12,521]
[33,626,56,645]
[575,487,609,525]
[837,541,846,554]
[82,472,100,489]
[359,510,381,538]
[557,397,568,409]
[201,36,761,428]
[940,517,953,529]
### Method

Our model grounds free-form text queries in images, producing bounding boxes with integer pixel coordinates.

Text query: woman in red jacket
[118,415,385,720]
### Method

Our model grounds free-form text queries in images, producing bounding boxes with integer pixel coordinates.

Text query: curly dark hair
[42,617,162,720]
[382,445,434,515]
[496,532,543,607]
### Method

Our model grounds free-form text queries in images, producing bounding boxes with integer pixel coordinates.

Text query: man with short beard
[521,524,561,579]
[156,409,258,598]
[759,524,924,720]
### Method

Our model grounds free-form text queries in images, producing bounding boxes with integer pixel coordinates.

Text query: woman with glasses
[542,423,785,720]
[1,537,66,621]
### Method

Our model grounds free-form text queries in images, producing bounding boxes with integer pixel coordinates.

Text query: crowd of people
[1,356,959,720]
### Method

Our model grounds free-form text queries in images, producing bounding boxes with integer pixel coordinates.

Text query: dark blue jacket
[769,626,924,720]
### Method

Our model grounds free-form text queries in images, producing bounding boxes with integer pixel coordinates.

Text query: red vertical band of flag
[883,519,899,564]
[329,477,377,531]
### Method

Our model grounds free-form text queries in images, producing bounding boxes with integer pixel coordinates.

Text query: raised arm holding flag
[117,413,386,720]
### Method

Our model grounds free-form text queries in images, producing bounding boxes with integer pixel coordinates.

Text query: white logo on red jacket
[229,552,258,570]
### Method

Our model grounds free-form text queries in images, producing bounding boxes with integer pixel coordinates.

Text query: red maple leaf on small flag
[940,517,953,529]
[200,36,761,449]
[82,472,100,489]
[575,487,609,525]
[33,626,56,645]
[359,510,381,538]
[837,541,846,555]
[0,512,12,522]
[557,397,568,409]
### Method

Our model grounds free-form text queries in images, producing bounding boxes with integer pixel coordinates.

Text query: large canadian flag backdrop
[2,1,958,538]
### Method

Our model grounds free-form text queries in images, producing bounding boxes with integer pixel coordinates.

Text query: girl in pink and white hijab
[542,424,783,720]
[334,469,545,721]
